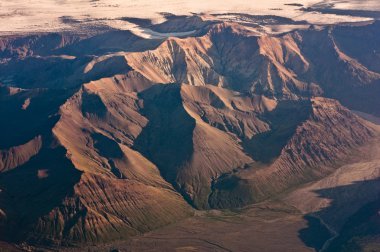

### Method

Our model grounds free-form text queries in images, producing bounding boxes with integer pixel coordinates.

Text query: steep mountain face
[208,97,376,208]
[0,90,192,246]
[332,22,380,73]
[123,23,317,98]
[119,21,380,114]
[134,84,257,208]
[0,17,380,248]
[298,24,380,116]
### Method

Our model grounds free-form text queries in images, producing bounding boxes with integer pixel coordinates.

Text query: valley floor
[65,203,315,252]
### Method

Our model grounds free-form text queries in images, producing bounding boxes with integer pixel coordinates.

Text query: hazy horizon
[0,0,377,34]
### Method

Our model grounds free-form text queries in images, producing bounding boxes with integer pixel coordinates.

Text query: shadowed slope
[326,198,380,252]
[49,81,193,245]
[0,86,71,148]
[0,144,82,245]
[242,100,311,163]
[208,98,376,208]
[133,84,196,183]
[298,26,380,116]
[298,179,380,251]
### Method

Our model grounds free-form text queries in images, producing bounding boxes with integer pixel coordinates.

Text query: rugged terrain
[0,11,380,251]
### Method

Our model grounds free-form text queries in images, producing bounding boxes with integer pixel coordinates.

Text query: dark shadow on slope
[0,31,163,90]
[298,179,380,252]
[123,14,213,35]
[0,56,91,89]
[91,132,125,179]
[0,33,82,60]
[0,55,131,90]
[81,89,108,118]
[120,17,153,27]
[326,198,380,252]
[0,140,82,246]
[92,133,123,159]
[84,55,132,82]
[166,40,189,83]
[207,25,260,92]
[243,100,312,163]
[58,30,164,57]
[150,15,212,34]
[332,21,380,73]
[0,87,74,149]
[298,26,380,117]
[327,82,380,118]
[208,173,257,209]
[133,84,196,203]
[299,215,334,251]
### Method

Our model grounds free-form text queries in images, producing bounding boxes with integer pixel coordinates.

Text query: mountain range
[0,3,380,252]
